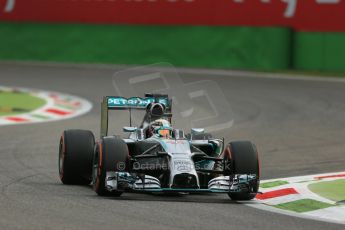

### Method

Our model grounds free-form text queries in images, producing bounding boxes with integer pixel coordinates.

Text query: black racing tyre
[59,129,95,185]
[93,137,129,196]
[227,141,260,201]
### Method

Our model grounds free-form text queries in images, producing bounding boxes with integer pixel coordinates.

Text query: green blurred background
[1,22,344,72]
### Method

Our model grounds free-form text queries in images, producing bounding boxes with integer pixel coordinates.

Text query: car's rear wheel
[93,137,129,196]
[59,129,95,185]
[227,141,260,201]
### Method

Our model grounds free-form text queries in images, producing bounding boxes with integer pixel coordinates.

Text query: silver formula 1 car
[59,94,260,200]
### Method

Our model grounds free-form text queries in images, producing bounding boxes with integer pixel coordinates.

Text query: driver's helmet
[150,119,173,138]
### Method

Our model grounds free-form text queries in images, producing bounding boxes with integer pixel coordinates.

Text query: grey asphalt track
[0,62,344,230]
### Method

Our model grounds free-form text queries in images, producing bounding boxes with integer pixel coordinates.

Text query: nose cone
[172,173,198,189]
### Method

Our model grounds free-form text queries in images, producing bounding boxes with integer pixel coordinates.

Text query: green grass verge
[274,199,334,213]
[308,179,345,202]
[0,22,291,70]
[0,91,46,116]
[260,180,289,188]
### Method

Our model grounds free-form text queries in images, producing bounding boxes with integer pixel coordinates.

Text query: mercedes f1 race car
[58,94,260,200]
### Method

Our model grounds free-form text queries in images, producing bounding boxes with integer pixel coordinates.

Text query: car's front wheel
[226,141,260,201]
[93,136,129,196]
[59,129,95,185]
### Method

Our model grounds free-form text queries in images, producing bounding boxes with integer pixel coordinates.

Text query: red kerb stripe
[6,117,29,122]
[45,108,71,116]
[315,174,345,180]
[49,94,58,99]
[256,188,298,200]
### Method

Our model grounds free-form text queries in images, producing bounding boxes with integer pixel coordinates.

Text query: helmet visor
[158,129,170,137]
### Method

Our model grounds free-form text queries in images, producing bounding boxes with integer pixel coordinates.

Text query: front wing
[105,172,259,195]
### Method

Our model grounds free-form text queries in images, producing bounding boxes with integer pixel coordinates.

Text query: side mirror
[123,127,137,133]
[191,128,205,135]
[136,129,145,140]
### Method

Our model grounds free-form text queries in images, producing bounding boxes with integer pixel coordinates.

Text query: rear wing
[107,96,169,110]
[100,94,171,137]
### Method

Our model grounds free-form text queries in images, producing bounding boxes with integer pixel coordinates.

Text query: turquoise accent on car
[107,96,169,108]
